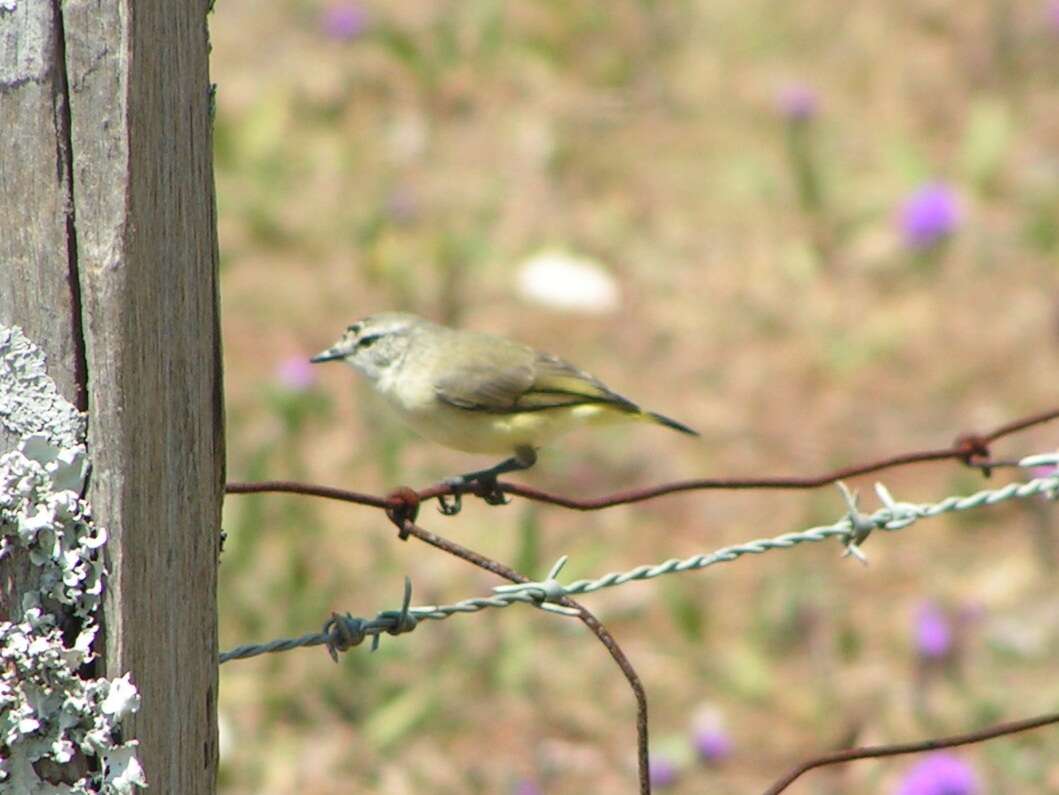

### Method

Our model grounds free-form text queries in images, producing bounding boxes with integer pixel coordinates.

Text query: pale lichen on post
[0,325,145,794]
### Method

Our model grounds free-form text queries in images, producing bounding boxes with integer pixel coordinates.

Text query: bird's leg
[438,446,537,515]
[457,446,538,485]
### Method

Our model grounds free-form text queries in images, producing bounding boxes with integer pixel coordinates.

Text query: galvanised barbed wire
[220,453,1059,665]
[502,463,1059,603]
[218,570,573,665]
[219,558,593,663]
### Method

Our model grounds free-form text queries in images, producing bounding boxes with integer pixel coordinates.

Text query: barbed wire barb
[836,481,873,564]
[219,576,421,664]
[494,555,579,615]
[1018,451,1059,468]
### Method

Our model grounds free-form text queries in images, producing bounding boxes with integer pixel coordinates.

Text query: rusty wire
[389,514,652,795]
[763,710,1059,795]
[226,407,1059,511]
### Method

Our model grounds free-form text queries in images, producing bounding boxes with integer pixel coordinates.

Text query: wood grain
[1,2,223,791]
[0,0,83,421]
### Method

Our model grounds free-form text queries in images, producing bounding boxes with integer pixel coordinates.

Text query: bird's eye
[357,333,380,349]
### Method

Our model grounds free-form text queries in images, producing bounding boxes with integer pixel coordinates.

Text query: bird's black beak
[310,348,345,364]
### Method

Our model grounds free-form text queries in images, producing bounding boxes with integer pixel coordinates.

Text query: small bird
[311,312,697,502]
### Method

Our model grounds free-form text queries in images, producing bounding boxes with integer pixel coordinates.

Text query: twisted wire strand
[219,591,549,663]
[549,473,1059,599]
[220,465,1059,664]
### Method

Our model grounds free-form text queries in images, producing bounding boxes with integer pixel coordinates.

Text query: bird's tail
[644,410,699,436]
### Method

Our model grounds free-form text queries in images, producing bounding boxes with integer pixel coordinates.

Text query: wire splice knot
[385,487,421,539]
[954,433,992,475]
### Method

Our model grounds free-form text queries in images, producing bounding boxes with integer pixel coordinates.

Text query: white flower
[515,250,621,314]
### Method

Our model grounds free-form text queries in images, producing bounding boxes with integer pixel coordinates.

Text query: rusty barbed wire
[225,407,1059,513]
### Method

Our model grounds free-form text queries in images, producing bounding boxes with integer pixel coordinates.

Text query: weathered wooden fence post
[1,1,223,792]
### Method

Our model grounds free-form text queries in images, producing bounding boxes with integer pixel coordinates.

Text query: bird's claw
[438,474,509,514]
[437,491,463,515]
[480,484,510,506]
[464,474,509,506]
[438,475,467,515]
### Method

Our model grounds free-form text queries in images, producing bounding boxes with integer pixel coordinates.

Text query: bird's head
[310,312,422,381]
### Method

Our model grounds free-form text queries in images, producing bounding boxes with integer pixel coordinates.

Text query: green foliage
[959,100,1013,195]
[661,578,708,643]
[513,506,542,577]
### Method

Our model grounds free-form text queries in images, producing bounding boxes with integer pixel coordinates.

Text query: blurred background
[212,2,1059,793]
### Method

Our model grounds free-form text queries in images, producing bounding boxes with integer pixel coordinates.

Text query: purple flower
[957,601,986,625]
[915,602,953,660]
[1048,0,1059,34]
[899,183,961,250]
[895,753,980,795]
[693,726,733,764]
[776,83,819,122]
[385,186,418,224]
[511,780,542,795]
[320,2,368,42]
[276,356,317,392]
[649,756,679,789]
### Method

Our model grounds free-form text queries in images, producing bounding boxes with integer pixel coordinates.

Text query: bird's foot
[437,487,463,516]
[477,476,511,506]
[438,473,510,515]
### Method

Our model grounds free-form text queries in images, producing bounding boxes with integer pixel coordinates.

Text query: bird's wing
[434,338,637,415]
[519,353,639,413]
[432,335,537,412]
